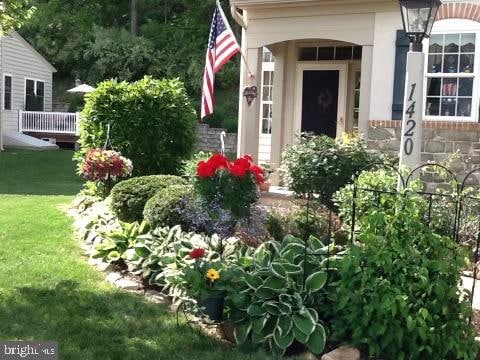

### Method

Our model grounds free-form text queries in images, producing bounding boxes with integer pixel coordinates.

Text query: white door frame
[294,63,348,138]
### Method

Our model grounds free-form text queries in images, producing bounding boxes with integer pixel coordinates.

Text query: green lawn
[0,150,270,359]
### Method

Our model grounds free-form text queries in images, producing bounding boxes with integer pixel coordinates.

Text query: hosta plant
[226,235,340,357]
[93,221,150,263]
[125,226,249,302]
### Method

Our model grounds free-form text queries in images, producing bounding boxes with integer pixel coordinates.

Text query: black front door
[301,70,339,138]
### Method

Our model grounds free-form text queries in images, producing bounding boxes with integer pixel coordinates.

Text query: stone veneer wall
[367,120,480,191]
[196,123,238,155]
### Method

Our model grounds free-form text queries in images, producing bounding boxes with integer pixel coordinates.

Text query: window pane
[4,76,11,92]
[4,95,10,110]
[460,33,475,52]
[262,103,272,119]
[262,118,272,134]
[427,78,441,96]
[443,54,458,73]
[262,86,271,101]
[426,97,440,116]
[335,46,352,60]
[263,71,271,85]
[263,49,273,62]
[460,54,474,73]
[429,34,443,53]
[444,34,460,53]
[457,98,472,117]
[26,79,34,96]
[352,46,362,59]
[458,78,473,96]
[317,47,334,60]
[37,82,44,97]
[428,54,442,73]
[442,78,458,96]
[441,98,456,116]
[299,47,317,61]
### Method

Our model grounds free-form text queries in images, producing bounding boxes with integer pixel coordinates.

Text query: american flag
[201,3,240,119]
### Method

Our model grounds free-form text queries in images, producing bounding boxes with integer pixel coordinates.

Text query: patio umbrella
[67,83,95,94]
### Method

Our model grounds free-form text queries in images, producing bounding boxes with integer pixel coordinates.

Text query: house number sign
[403,83,417,156]
[399,51,424,170]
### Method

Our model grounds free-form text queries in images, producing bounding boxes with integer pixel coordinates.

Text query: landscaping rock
[105,272,122,284]
[115,277,142,290]
[145,289,170,305]
[321,346,360,360]
[96,261,115,273]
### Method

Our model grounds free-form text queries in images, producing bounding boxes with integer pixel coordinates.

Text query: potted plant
[179,248,229,321]
[259,162,274,192]
[78,148,133,197]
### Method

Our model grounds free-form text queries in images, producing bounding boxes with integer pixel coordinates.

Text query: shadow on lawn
[0,281,245,360]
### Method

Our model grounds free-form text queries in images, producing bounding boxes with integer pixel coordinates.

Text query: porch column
[269,42,287,184]
[358,45,373,135]
[237,46,262,161]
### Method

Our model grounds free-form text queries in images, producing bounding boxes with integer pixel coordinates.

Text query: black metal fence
[300,162,480,313]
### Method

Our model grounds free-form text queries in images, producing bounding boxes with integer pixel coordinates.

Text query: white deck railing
[19,110,80,135]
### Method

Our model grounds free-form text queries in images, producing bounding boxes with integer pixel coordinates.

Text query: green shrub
[78,76,197,176]
[266,205,347,244]
[332,195,478,359]
[334,168,398,226]
[180,151,212,183]
[334,167,457,238]
[143,185,191,227]
[226,235,340,357]
[93,221,150,263]
[110,175,186,222]
[281,133,382,206]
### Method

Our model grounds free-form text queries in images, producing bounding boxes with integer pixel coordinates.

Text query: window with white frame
[260,48,274,134]
[25,79,45,111]
[425,20,480,121]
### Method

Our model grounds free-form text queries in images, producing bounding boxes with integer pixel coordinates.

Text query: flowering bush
[174,247,230,301]
[78,148,133,197]
[195,153,264,218]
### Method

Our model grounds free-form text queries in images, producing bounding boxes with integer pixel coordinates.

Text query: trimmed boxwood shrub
[110,175,186,222]
[78,76,197,176]
[143,185,191,227]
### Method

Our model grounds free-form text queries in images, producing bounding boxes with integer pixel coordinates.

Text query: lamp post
[398,0,441,172]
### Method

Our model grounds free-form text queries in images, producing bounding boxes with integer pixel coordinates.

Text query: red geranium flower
[243,154,253,163]
[208,153,230,171]
[189,248,206,259]
[250,165,264,175]
[197,161,215,178]
[254,173,265,184]
[230,163,248,177]
[233,158,251,171]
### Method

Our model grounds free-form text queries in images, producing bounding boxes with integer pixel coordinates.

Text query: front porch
[231,0,401,178]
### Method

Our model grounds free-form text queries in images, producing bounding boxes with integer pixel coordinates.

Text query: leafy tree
[1,0,35,34]
[21,0,240,129]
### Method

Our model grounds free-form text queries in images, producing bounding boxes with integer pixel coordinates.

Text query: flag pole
[217,0,254,79]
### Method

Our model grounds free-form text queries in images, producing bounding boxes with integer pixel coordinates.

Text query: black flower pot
[198,295,225,321]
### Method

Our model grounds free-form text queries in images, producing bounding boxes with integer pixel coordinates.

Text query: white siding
[1,33,54,131]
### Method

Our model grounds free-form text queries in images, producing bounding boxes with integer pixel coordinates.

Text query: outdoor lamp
[399,0,442,51]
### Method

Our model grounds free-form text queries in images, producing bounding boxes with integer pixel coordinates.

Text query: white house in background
[0,31,76,150]
[232,0,480,186]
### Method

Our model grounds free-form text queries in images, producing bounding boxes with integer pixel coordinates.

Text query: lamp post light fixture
[398,0,441,173]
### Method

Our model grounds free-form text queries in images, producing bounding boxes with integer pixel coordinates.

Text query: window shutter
[392,30,410,120]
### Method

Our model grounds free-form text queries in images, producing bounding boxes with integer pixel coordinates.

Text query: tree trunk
[130,0,139,36]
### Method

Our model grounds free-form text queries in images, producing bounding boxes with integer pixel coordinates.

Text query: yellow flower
[206,268,220,282]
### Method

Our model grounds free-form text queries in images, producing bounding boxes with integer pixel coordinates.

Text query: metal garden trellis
[299,162,480,314]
